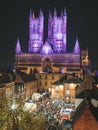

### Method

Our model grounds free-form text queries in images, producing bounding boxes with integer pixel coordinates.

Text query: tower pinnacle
[29,8,32,17]
[39,8,43,18]
[73,37,80,54]
[32,11,35,18]
[15,38,22,54]
[49,10,52,18]
[53,7,57,17]
[64,8,67,16]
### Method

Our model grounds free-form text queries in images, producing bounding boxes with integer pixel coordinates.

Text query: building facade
[15,72,38,100]
[15,8,90,75]
[36,72,65,92]
[0,82,15,99]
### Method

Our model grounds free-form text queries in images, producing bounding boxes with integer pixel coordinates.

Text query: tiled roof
[64,77,83,84]
[15,71,37,83]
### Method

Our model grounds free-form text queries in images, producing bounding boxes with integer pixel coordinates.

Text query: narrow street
[73,105,98,130]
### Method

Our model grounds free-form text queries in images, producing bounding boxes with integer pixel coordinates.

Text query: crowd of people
[33,93,74,130]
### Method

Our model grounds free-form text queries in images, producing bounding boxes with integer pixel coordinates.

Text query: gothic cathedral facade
[15,8,90,76]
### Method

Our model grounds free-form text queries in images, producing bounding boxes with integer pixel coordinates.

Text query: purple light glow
[18,8,80,55]
[41,41,53,55]
[73,37,80,54]
[47,8,67,53]
[28,9,44,53]
[56,33,62,39]
[15,38,22,54]
[15,8,90,74]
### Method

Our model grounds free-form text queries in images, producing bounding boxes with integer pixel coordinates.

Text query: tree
[0,96,24,130]
[0,96,47,130]
[20,111,47,130]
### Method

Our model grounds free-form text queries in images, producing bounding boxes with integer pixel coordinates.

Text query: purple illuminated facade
[15,8,90,74]
[28,9,43,53]
[28,8,67,54]
[48,8,67,53]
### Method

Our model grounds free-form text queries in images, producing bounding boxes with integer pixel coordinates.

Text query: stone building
[0,82,15,99]
[15,8,90,75]
[15,8,90,92]
[15,72,38,100]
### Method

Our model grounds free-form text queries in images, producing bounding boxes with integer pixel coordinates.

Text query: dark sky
[1,0,98,70]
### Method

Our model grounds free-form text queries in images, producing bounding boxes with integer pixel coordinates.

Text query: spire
[29,8,32,17]
[64,8,67,16]
[29,8,32,25]
[49,10,52,18]
[15,38,22,54]
[53,7,57,17]
[61,10,63,17]
[73,37,80,54]
[39,8,43,18]
[32,11,35,18]
[29,8,35,18]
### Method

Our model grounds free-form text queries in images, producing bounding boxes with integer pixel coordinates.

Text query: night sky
[1,0,98,70]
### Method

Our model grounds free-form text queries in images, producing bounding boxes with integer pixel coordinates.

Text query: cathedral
[15,8,90,76]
